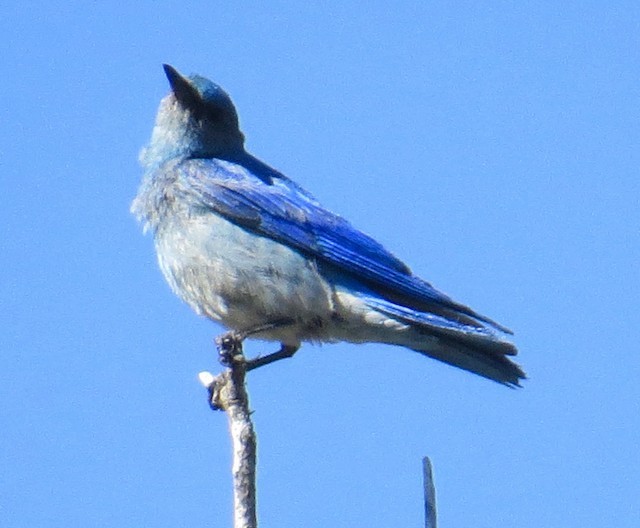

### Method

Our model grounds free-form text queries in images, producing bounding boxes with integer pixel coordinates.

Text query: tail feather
[363,296,526,387]
[411,341,525,387]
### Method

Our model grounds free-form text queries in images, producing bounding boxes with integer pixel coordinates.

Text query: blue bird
[132,65,525,387]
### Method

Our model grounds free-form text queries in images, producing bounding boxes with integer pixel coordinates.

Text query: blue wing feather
[178,157,510,333]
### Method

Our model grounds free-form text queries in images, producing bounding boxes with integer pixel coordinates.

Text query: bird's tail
[361,296,525,387]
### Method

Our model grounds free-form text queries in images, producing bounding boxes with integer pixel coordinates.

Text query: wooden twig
[423,457,437,528]
[199,336,257,528]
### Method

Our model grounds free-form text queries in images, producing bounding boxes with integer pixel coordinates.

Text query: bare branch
[423,457,437,528]
[200,336,257,528]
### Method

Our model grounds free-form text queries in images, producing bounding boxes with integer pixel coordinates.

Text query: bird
[131,64,525,387]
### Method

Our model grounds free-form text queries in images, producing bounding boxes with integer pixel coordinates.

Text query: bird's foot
[216,319,296,368]
[205,326,299,410]
[215,331,246,367]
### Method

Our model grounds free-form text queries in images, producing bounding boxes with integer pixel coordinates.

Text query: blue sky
[1,2,638,526]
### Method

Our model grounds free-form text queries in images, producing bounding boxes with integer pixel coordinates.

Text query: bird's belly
[155,212,335,342]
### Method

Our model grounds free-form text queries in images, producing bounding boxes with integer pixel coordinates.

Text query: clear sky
[1,2,638,527]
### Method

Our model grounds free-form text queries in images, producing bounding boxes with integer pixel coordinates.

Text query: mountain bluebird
[132,65,525,386]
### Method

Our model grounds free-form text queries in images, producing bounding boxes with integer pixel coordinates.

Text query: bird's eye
[204,106,224,122]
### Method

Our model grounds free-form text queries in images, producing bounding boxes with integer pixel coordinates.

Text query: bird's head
[140,65,245,169]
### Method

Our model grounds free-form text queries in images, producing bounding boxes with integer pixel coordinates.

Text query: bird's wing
[178,158,510,333]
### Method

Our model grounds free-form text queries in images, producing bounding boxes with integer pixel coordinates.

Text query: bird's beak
[162,64,199,107]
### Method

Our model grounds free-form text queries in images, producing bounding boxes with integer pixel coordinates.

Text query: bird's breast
[154,208,336,342]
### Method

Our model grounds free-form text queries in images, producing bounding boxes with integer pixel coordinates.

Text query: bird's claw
[216,331,246,367]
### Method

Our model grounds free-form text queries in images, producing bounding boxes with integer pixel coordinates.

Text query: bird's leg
[207,326,298,411]
[246,344,299,371]
[215,318,296,369]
